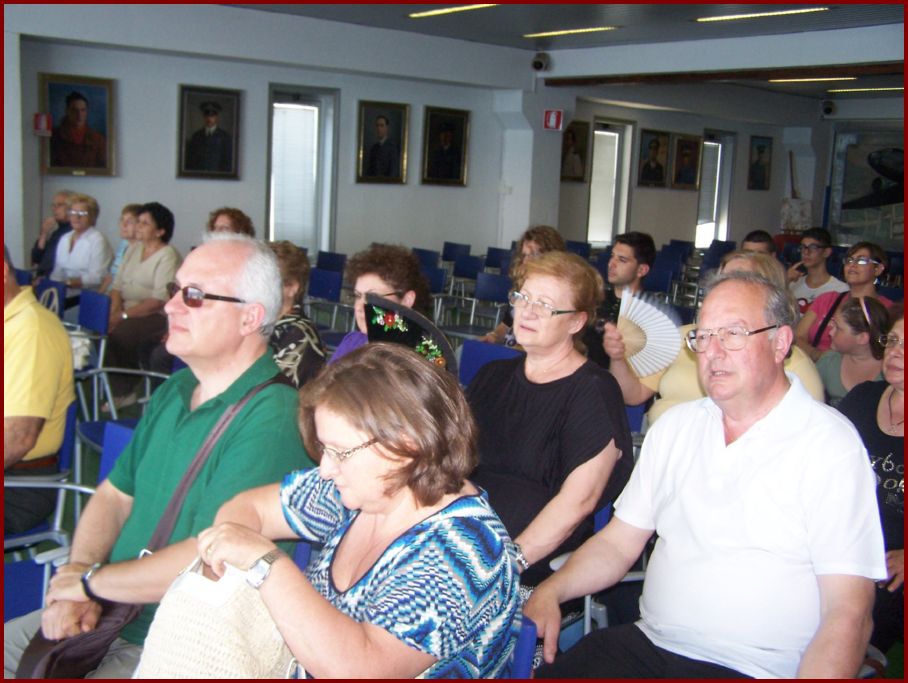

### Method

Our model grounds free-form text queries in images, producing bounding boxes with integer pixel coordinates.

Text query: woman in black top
[467,251,633,588]
[838,306,903,654]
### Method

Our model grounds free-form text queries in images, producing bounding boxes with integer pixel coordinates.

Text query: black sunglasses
[166,282,245,308]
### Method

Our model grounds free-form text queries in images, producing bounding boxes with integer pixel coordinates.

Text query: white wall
[16,39,511,261]
[6,5,903,266]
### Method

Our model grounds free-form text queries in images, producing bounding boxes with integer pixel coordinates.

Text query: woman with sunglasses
[467,251,633,591]
[194,343,520,678]
[816,297,890,407]
[328,244,432,363]
[838,305,903,668]
[478,225,565,346]
[796,241,893,362]
[105,202,181,409]
[48,192,113,293]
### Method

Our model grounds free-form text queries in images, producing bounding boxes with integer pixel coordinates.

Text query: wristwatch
[512,543,530,572]
[245,549,285,589]
[81,562,104,602]
[121,311,129,320]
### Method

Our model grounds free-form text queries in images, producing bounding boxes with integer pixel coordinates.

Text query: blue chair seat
[77,418,140,452]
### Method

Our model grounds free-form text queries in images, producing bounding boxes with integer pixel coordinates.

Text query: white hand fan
[616,288,682,377]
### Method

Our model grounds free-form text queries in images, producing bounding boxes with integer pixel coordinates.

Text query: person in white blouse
[49,193,112,290]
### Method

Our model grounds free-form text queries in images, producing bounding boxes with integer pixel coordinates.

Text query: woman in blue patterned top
[198,343,520,678]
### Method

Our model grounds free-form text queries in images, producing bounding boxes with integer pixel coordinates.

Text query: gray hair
[702,270,797,332]
[202,232,283,337]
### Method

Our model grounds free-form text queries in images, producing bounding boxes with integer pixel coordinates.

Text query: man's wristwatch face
[121,311,128,320]
[245,549,283,589]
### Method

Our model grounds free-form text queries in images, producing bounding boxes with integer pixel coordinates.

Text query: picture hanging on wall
[421,106,469,186]
[747,135,773,191]
[560,120,589,182]
[178,85,241,179]
[357,100,409,184]
[39,73,115,176]
[637,129,670,188]
[670,134,702,191]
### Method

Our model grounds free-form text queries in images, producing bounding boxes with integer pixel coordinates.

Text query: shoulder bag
[16,374,292,679]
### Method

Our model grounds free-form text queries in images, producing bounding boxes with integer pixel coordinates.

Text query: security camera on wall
[532,52,551,72]
[821,100,836,117]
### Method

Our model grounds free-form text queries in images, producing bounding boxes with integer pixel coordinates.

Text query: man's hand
[523,584,563,665]
[786,261,805,283]
[41,600,102,640]
[601,322,626,361]
[47,567,91,605]
[883,549,904,592]
[39,216,57,242]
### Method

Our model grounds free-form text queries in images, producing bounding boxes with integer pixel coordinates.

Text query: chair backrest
[307,267,343,301]
[625,402,648,434]
[441,241,471,263]
[643,267,673,295]
[565,240,592,260]
[58,401,79,472]
[453,254,483,279]
[473,272,512,303]
[77,289,112,335]
[507,615,538,679]
[315,250,347,273]
[4,559,47,622]
[421,265,446,294]
[412,247,440,269]
[99,421,136,482]
[15,268,33,285]
[458,339,523,387]
[35,279,66,319]
[484,246,511,271]
[878,285,904,302]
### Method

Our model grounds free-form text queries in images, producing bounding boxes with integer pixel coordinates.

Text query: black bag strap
[811,291,848,349]
[144,373,292,553]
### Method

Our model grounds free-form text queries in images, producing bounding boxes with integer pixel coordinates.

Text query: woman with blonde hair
[479,225,566,346]
[49,192,113,290]
[603,249,824,424]
[467,250,633,588]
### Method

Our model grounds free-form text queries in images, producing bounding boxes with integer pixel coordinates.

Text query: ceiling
[233,4,904,100]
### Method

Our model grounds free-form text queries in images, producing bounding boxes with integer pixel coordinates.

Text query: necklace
[886,386,904,434]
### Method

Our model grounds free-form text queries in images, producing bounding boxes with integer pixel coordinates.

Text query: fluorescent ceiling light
[409,5,497,19]
[524,27,617,39]
[827,87,904,93]
[769,77,856,83]
[697,7,828,23]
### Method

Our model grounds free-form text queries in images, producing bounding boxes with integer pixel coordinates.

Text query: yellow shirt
[640,324,825,425]
[4,287,75,460]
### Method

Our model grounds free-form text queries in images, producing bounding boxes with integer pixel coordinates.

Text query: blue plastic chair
[565,240,592,260]
[484,246,512,271]
[458,339,524,387]
[412,247,440,270]
[315,250,347,273]
[34,278,67,319]
[506,616,538,678]
[441,241,471,264]
[15,268,33,285]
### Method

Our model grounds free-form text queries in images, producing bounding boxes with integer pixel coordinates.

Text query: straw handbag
[134,557,300,679]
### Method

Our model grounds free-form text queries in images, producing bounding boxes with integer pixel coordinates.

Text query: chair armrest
[34,546,72,567]
[4,479,96,497]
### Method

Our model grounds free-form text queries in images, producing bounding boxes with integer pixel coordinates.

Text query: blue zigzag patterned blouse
[280,468,521,678]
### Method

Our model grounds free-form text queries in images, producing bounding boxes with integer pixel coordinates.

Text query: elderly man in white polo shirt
[526,270,886,679]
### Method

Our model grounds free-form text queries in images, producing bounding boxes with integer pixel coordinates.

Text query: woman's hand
[197,522,276,578]
[883,549,904,592]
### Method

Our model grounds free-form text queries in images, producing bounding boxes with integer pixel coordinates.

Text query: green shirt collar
[173,351,282,412]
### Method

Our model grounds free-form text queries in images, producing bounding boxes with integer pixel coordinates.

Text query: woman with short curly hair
[329,244,431,363]
[206,207,256,238]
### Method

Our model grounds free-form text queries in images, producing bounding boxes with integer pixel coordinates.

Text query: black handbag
[16,374,290,679]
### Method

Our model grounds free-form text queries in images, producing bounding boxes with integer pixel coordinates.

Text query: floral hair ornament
[365,293,457,375]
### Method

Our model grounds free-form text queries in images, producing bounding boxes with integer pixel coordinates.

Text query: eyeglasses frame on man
[166,281,246,308]
[686,324,779,353]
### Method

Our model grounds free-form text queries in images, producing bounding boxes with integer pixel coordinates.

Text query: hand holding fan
[616,288,682,377]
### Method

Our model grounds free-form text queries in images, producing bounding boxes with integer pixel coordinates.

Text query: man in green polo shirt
[5,234,313,678]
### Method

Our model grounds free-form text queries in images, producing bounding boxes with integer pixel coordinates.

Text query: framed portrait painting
[560,121,589,182]
[40,73,115,176]
[178,85,241,179]
[747,135,772,190]
[421,106,469,186]
[357,100,409,184]
[637,129,670,187]
[670,134,702,190]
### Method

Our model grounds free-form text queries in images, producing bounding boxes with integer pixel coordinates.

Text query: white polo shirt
[615,374,886,678]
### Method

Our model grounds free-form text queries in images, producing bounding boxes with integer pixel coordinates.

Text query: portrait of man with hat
[183,97,234,174]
